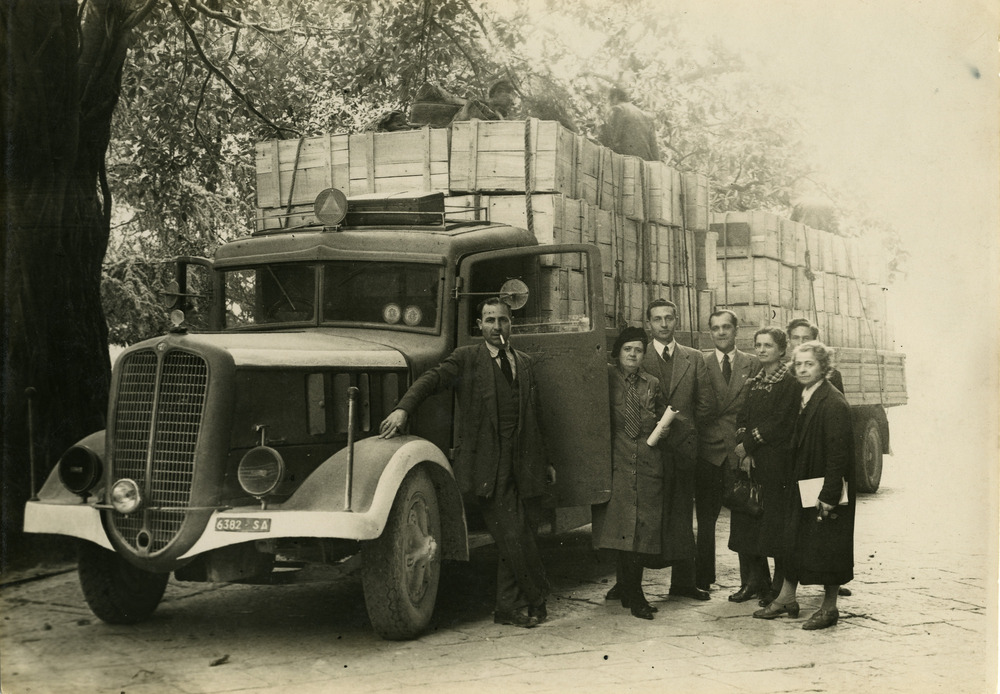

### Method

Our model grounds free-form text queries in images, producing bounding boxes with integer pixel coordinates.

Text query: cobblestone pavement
[1,406,996,694]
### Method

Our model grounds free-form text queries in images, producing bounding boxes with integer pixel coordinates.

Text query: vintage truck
[24,120,906,639]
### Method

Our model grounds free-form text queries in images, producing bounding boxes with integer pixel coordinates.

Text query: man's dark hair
[608,86,629,104]
[477,296,512,318]
[709,309,739,329]
[646,298,678,321]
[786,317,820,340]
[488,79,516,98]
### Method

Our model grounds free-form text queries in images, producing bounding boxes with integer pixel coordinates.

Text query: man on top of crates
[599,86,661,162]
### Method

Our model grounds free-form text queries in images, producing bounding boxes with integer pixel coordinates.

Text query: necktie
[722,354,732,384]
[661,346,671,361]
[498,348,513,386]
[623,374,641,438]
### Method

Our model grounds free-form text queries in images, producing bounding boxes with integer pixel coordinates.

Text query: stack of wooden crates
[254,119,713,332]
[709,211,891,351]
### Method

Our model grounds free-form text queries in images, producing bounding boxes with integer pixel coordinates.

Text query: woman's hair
[753,326,788,356]
[792,340,833,376]
[612,326,648,358]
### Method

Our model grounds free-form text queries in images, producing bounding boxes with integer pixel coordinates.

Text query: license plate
[215,517,271,533]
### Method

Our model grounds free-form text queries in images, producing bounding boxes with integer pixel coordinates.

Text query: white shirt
[715,347,737,368]
[485,342,517,380]
[653,338,676,360]
[800,381,823,409]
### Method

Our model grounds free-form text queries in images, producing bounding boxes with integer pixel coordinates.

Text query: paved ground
[1,405,996,694]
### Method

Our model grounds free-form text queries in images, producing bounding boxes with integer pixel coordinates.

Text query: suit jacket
[599,101,660,161]
[699,349,761,467]
[395,343,548,499]
[641,342,712,468]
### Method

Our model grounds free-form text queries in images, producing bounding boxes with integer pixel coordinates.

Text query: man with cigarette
[639,299,713,601]
[379,297,556,628]
[699,309,761,600]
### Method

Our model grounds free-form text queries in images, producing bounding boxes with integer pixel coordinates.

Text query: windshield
[222,261,441,330]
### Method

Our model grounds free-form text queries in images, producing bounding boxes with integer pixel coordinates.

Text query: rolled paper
[646,406,679,446]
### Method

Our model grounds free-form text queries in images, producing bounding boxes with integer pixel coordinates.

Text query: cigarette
[499,334,506,347]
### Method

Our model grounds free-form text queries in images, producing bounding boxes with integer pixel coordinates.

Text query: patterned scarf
[749,361,788,392]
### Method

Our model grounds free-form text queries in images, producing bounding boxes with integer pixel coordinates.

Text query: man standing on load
[599,86,661,161]
[379,297,556,628]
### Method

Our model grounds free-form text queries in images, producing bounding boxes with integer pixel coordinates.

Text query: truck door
[456,245,611,506]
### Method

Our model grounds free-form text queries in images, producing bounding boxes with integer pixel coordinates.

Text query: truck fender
[282,435,468,560]
[35,431,107,504]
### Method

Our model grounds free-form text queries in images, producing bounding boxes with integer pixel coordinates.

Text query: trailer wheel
[856,419,883,493]
[361,466,441,640]
[77,542,169,624]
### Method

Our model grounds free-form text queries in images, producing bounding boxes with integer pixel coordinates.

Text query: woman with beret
[593,326,666,620]
[753,340,855,630]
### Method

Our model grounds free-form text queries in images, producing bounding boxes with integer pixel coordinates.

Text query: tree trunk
[2,0,134,569]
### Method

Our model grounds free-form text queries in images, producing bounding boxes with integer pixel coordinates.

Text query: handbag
[722,459,764,517]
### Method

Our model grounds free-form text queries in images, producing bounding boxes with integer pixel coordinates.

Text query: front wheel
[77,542,169,624]
[855,419,883,493]
[361,466,442,640]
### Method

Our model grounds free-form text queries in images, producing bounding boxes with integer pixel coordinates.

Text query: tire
[77,542,169,624]
[855,418,883,493]
[361,466,441,640]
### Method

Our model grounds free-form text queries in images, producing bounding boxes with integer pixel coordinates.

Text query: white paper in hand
[797,477,848,508]
[646,406,679,447]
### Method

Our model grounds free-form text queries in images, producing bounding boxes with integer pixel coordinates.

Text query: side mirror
[499,278,529,310]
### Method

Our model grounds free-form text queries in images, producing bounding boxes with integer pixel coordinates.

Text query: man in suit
[698,309,761,597]
[641,298,713,601]
[379,297,556,628]
[598,86,660,161]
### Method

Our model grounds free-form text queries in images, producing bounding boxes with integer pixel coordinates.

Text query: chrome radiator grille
[111,349,208,553]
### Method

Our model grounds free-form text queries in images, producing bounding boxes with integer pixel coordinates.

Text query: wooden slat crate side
[681,171,710,231]
[620,155,645,221]
[845,316,860,348]
[830,235,849,277]
[694,230,718,289]
[710,211,781,260]
[846,279,864,317]
[644,160,682,225]
[448,119,574,195]
[827,313,845,346]
[779,218,800,266]
[822,272,837,314]
[713,257,791,306]
[573,135,602,206]
[602,275,616,324]
[805,227,825,272]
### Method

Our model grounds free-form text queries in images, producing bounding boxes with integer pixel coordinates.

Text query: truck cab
[25,191,612,639]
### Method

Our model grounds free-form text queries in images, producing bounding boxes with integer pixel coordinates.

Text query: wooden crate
[652,224,695,286]
[845,316,860,348]
[846,278,864,317]
[836,275,849,315]
[805,226,825,272]
[830,235,849,276]
[645,161,682,225]
[255,128,450,213]
[863,284,887,322]
[714,257,793,306]
[836,348,907,407]
[726,304,788,331]
[826,313,845,346]
[620,155,645,221]
[793,266,824,312]
[779,218,800,266]
[449,119,576,194]
[681,172,710,231]
[822,272,838,314]
[711,211,782,260]
[572,135,603,206]
[694,230,718,290]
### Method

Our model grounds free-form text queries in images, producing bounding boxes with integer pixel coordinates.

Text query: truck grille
[111,349,208,554]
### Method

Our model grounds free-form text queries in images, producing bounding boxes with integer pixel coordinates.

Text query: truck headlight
[58,446,103,495]
[237,446,285,497]
[111,479,142,515]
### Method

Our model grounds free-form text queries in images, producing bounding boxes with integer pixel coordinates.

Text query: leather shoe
[669,586,710,601]
[838,587,852,597]
[757,589,777,607]
[802,607,839,630]
[630,601,655,620]
[696,582,712,592]
[620,594,659,612]
[605,583,622,601]
[529,602,547,623]
[728,585,761,603]
[752,600,800,619]
[494,607,538,628]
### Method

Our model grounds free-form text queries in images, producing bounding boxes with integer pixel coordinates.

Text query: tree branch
[123,0,159,32]
[187,0,288,34]
[167,0,297,137]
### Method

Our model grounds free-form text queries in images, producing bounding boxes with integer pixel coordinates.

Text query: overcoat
[788,379,856,585]
[729,365,801,557]
[641,342,711,566]
[592,365,664,554]
[395,343,548,499]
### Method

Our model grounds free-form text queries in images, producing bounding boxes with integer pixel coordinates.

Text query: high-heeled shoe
[757,588,777,607]
[802,607,839,630]
[752,600,800,619]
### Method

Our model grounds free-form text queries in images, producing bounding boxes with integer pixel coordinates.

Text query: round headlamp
[238,446,285,497]
[111,479,142,515]
[58,446,103,495]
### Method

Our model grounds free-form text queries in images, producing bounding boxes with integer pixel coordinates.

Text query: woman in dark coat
[593,327,665,620]
[729,327,800,605]
[753,340,855,630]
